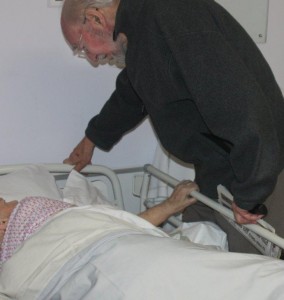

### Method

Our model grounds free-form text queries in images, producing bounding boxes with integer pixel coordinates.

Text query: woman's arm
[138,181,199,226]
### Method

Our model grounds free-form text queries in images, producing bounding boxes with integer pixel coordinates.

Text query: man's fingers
[73,161,90,172]
[63,158,73,165]
[63,156,80,166]
[243,213,264,224]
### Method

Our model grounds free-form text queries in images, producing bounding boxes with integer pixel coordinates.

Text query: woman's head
[0,198,18,243]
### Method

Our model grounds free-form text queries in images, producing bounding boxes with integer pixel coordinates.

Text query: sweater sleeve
[167,31,280,209]
[85,68,147,151]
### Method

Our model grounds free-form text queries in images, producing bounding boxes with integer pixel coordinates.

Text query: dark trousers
[183,169,284,254]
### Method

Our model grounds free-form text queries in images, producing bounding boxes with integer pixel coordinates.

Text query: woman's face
[0,198,18,219]
[0,198,18,242]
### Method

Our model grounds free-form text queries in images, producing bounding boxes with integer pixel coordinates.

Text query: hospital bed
[0,163,284,300]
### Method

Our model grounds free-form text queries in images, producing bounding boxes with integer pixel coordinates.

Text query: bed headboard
[0,164,124,210]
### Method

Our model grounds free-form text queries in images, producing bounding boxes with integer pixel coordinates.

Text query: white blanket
[1,205,284,300]
[0,205,167,299]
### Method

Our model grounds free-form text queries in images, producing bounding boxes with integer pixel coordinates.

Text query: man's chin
[88,55,125,69]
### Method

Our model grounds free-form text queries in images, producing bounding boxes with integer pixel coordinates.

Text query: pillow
[62,170,111,206]
[0,165,62,202]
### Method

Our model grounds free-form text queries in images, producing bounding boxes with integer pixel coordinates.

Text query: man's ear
[85,8,106,28]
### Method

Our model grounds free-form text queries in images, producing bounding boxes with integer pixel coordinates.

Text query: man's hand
[63,136,95,172]
[232,202,264,224]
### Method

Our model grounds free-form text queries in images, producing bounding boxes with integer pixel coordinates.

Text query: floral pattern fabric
[0,197,72,267]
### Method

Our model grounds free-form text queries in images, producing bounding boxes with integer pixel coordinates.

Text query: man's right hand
[231,202,264,225]
[63,136,95,172]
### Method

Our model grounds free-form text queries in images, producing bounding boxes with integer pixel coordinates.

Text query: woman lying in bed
[1,178,284,300]
[0,180,198,266]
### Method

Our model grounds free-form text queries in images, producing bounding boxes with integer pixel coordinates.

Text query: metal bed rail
[143,164,284,250]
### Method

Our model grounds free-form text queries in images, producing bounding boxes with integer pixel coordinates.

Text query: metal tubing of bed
[0,164,124,210]
[144,164,284,250]
[140,172,151,212]
[51,164,124,210]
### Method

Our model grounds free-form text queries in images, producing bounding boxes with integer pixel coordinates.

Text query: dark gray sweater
[86,0,284,210]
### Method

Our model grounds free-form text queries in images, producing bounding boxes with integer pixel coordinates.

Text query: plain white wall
[0,0,283,168]
[0,0,157,168]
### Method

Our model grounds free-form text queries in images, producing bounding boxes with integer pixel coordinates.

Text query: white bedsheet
[1,205,284,300]
[0,205,167,299]
[54,235,284,300]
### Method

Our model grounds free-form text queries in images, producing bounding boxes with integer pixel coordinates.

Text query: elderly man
[61,0,284,254]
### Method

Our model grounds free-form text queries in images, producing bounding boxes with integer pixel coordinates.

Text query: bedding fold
[0,205,167,299]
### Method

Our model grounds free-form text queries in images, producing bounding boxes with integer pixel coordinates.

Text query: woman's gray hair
[62,0,115,24]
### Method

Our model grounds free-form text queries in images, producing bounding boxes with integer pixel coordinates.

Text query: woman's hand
[163,180,199,215]
[139,180,199,227]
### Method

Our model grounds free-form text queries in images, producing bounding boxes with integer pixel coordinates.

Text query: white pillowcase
[0,165,62,202]
[63,170,111,206]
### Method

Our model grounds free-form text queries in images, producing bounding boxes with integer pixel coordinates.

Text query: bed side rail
[143,164,284,251]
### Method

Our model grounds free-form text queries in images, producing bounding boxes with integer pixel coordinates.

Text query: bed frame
[0,164,124,210]
[142,164,284,252]
[1,163,284,254]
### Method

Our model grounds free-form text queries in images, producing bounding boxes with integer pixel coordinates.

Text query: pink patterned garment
[0,197,72,267]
